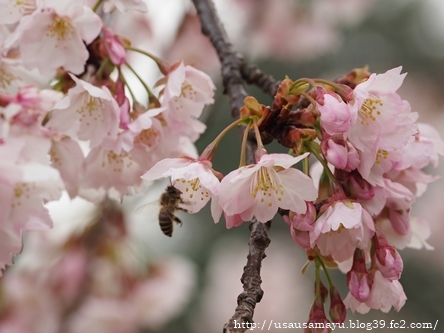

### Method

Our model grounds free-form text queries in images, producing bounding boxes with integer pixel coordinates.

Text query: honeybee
[158,185,187,237]
[136,184,188,237]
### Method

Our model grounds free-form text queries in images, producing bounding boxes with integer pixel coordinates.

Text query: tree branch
[191,0,272,332]
[240,62,280,97]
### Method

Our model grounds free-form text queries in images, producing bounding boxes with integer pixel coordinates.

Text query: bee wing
[134,199,161,215]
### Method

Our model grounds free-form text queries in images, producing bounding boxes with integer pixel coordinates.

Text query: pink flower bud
[325,138,348,169]
[305,299,330,333]
[348,174,374,200]
[329,286,346,323]
[317,280,328,303]
[103,27,127,66]
[317,92,353,135]
[373,230,404,280]
[322,136,360,172]
[290,227,310,249]
[344,142,360,171]
[346,249,373,302]
[224,213,244,229]
[388,208,410,236]
[287,203,316,249]
[289,203,317,231]
[335,84,354,102]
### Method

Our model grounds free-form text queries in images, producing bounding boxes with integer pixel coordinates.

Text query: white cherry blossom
[47,75,120,149]
[219,153,317,223]
[17,0,102,75]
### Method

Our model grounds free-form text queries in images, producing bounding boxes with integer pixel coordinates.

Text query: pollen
[360,97,383,125]
[375,149,389,164]
[77,96,104,125]
[11,182,36,208]
[250,166,283,205]
[0,65,16,91]
[104,150,134,173]
[47,15,75,48]
[181,83,197,100]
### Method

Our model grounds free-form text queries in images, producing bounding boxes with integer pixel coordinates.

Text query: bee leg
[172,215,183,226]
[177,207,188,213]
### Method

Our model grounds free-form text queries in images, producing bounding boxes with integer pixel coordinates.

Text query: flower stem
[124,62,159,106]
[117,68,136,103]
[96,57,110,80]
[92,0,104,12]
[200,118,246,160]
[304,140,335,181]
[317,255,334,288]
[240,122,252,167]
[126,47,170,74]
[315,259,321,299]
[252,119,265,150]
[301,92,317,106]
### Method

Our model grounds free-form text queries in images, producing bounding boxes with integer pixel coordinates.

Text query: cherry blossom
[47,75,120,148]
[344,271,407,314]
[160,62,216,141]
[347,67,418,186]
[17,0,102,75]
[219,153,317,223]
[81,145,145,196]
[310,201,375,262]
[141,156,223,222]
[49,136,84,198]
[0,161,63,274]
[0,0,36,25]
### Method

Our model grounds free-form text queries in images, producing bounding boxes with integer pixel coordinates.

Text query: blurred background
[1,0,444,332]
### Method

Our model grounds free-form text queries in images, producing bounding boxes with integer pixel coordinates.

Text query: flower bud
[388,208,410,236]
[347,174,374,200]
[305,299,330,333]
[324,138,348,170]
[346,249,373,302]
[317,92,353,135]
[103,27,127,66]
[329,286,346,323]
[287,203,316,249]
[373,230,404,280]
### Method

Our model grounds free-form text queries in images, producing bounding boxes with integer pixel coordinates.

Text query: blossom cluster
[141,67,443,323]
[0,1,215,273]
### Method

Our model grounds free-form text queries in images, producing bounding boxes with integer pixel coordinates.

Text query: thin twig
[240,61,280,97]
[191,0,272,332]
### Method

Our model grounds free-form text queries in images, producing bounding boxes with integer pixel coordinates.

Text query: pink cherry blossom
[310,201,375,262]
[81,145,145,196]
[347,67,418,186]
[159,62,215,141]
[141,157,222,222]
[219,153,317,223]
[47,75,120,148]
[1,86,62,136]
[0,161,63,274]
[344,271,407,314]
[0,0,36,25]
[49,136,84,198]
[317,92,354,135]
[17,0,102,75]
